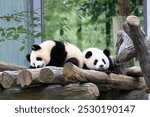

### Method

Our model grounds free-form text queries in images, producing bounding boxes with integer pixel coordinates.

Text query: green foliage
[44,0,72,41]
[0,10,45,51]
[44,0,110,50]
[0,0,144,53]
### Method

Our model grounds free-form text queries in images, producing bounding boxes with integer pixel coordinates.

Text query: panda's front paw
[29,66,36,69]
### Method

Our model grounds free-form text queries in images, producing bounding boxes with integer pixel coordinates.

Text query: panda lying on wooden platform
[82,48,125,74]
[26,40,83,68]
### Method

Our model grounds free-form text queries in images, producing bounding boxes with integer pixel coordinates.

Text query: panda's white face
[29,41,55,68]
[83,48,110,70]
[30,54,47,68]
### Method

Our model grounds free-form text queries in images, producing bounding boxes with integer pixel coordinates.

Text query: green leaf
[0,27,4,32]
[33,17,40,21]
[17,25,24,30]
[29,23,38,28]
[60,28,64,35]
[77,26,82,33]
[6,27,16,31]
[13,34,19,40]
[1,32,5,37]
[0,39,5,42]
[20,46,25,51]
[35,32,43,38]
[14,18,22,22]
[7,31,13,37]
[5,16,12,22]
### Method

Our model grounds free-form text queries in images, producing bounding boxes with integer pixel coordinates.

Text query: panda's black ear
[32,45,41,51]
[26,54,30,62]
[85,51,92,58]
[103,49,110,57]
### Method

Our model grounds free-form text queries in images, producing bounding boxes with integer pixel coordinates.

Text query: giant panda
[26,40,83,68]
[82,48,115,73]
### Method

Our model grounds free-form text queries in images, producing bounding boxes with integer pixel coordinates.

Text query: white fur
[30,40,83,68]
[65,42,83,68]
[83,48,110,70]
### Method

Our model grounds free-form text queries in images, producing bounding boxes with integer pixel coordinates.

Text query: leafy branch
[0,10,45,51]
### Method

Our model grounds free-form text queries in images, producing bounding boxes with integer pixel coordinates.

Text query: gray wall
[144,0,150,37]
[0,0,33,66]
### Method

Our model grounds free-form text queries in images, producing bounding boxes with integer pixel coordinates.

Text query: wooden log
[0,83,99,100]
[127,66,143,77]
[123,15,150,90]
[39,67,64,84]
[17,69,33,87]
[0,71,20,88]
[0,61,26,72]
[63,63,147,91]
[0,66,66,88]
[97,73,145,91]
[17,66,65,87]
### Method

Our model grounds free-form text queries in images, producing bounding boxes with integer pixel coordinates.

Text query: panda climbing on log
[82,48,125,74]
[26,40,84,68]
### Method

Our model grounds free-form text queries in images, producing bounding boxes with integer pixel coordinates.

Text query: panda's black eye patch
[36,57,42,61]
[94,59,98,65]
[85,51,92,58]
[102,59,106,64]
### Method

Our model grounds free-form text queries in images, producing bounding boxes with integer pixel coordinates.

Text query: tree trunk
[118,0,129,29]
[123,15,150,90]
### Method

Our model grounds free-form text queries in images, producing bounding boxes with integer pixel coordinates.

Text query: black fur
[103,49,110,57]
[26,54,30,62]
[32,45,41,51]
[85,51,92,58]
[103,49,126,74]
[47,41,67,67]
[26,54,36,68]
[83,63,89,70]
[103,49,114,71]
[65,57,79,67]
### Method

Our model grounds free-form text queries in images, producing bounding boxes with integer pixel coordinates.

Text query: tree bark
[118,0,129,16]
[116,30,150,62]
[118,0,129,30]
[127,66,143,77]
[123,15,150,90]
[115,30,136,62]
